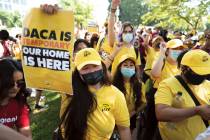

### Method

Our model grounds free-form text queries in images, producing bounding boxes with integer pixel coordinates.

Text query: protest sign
[22,8,74,94]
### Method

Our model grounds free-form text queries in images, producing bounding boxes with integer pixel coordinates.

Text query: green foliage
[119,0,149,26]
[142,0,210,31]
[59,0,93,28]
[0,10,22,27]
[206,15,210,29]
[30,92,61,140]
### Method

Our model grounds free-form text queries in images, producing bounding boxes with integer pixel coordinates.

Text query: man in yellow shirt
[155,49,210,140]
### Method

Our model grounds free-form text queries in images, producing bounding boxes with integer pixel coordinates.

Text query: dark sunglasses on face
[10,79,25,88]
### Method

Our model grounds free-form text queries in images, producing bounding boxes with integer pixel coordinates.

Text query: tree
[108,0,149,26]
[59,0,93,28]
[142,0,210,31]
[206,15,210,29]
[0,10,22,27]
[0,11,9,26]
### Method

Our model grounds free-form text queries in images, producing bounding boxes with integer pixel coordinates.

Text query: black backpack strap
[175,75,209,127]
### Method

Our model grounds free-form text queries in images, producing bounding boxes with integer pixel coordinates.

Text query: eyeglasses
[9,79,25,88]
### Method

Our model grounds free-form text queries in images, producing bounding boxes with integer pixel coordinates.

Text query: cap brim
[191,67,210,75]
[167,45,186,49]
[119,55,136,65]
[77,61,101,70]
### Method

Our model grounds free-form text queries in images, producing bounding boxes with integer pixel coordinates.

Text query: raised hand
[111,0,121,9]
[159,42,167,57]
[40,4,59,15]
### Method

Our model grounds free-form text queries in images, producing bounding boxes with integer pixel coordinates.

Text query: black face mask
[183,70,206,85]
[206,74,210,81]
[81,69,104,85]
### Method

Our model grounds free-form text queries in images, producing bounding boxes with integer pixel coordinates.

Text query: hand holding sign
[40,4,60,15]
[22,8,74,94]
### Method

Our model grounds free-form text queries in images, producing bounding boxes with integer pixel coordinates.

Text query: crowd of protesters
[1,0,210,140]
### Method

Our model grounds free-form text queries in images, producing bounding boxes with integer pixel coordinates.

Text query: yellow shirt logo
[84,51,91,57]
[101,104,111,112]
[202,56,208,62]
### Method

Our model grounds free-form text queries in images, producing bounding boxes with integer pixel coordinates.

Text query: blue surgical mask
[170,50,182,60]
[122,33,133,43]
[121,67,135,78]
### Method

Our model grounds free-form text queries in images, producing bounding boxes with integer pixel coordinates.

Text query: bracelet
[111,8,117,13]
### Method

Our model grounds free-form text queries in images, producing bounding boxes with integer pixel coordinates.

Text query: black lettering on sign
[22,28,72,41]
[49,30,56,40]
[40,30,48,39]
[22,46,71,71]
[31,28,40,39]
[64,32,71,41]
[60,31,64,41]
[23,28,30,37]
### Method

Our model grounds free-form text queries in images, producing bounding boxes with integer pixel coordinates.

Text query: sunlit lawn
[29,92,61,140]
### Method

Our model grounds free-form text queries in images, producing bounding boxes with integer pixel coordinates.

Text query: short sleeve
[113,89,130,127]
[17,104,30,128]
[155,80,173,106]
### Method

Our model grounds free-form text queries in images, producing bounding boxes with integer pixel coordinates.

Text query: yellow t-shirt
[59,62,75,117]
[13,44,21,60]
[111,46,141,76]
[124,82,146,114]
[155,77,210,140]
[96,36,113,60]
[60,94,72,118]
[144,47,159,76]
[152,59,180,88]
[86,85,130,140]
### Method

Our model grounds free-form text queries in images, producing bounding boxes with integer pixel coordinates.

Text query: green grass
[29,92,61,140]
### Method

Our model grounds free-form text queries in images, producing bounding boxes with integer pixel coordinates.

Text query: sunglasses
[9,79,25,88]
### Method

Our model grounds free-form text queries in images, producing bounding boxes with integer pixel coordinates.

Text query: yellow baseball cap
[111,47,137,76]
[166,39,184,49]
[181,49,210,75]
[74,48,102,70]
[118,49,136,65]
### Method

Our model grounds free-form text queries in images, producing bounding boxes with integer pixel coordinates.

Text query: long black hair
[61,62,111,140]
[112,59,142,111]
[74,39,90,51]
[0,59,29,105]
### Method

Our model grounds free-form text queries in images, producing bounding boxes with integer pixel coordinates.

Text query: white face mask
[170,50,182,61]
[122,33,133,43]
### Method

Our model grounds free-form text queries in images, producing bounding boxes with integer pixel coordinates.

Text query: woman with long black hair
[61,48,131,140]
[112,49,145,132]
[0,58,31,138]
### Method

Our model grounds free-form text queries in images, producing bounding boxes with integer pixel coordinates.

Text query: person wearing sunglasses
[0,59,32,138]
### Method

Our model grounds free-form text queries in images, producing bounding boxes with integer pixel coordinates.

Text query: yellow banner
[22,8,74,94]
